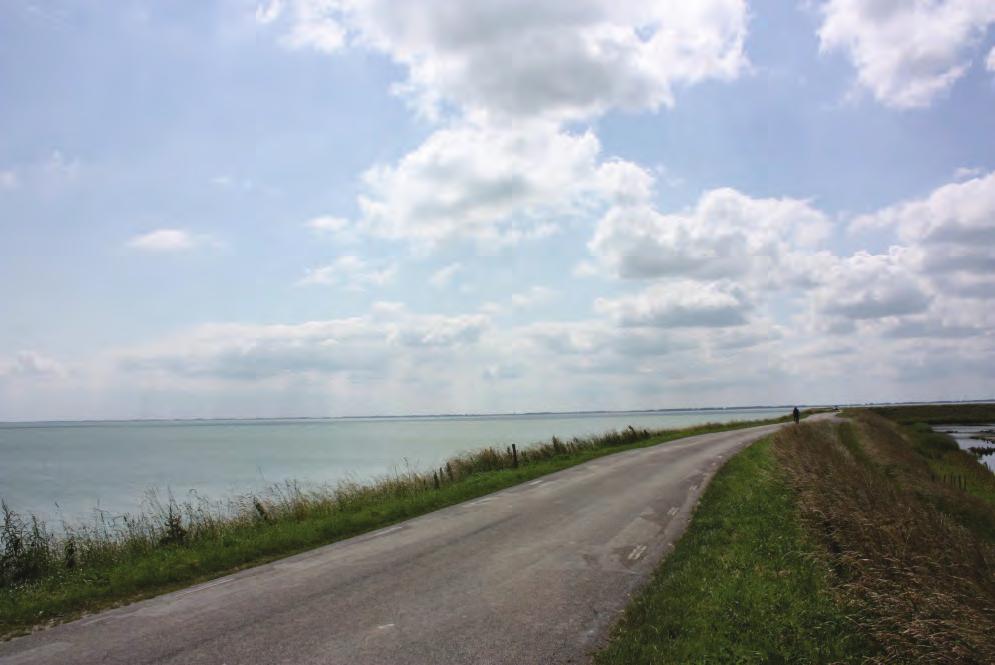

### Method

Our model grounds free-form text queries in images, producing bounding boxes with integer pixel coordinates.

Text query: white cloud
[988,44,995,70]
[429,262,462,288]
[298,255,397,289]
[127,229,206,252]
[305,215,350,233]
[261,0,346,52]
[357,121,604,246]
[596,281,751,328]
[119,306,489,381]
[819,0,995,108]
[814,249,932,322]
[850,170,995,295]
[0,170,18,190]
[255,0,284,25]
[589,187,831,288]
[264,0,749,121]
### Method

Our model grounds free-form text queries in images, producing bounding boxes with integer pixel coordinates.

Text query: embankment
[598,405,995,664]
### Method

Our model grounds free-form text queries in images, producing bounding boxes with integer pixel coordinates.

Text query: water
[935,424,995,472]
[0,407,788,523]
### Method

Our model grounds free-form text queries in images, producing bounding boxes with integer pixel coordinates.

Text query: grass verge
[1,413,797,640]
[600,405,995,664]
[596,437,871,664]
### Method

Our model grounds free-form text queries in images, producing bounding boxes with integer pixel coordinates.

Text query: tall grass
[773,415,995,664]
[0,415,790,637]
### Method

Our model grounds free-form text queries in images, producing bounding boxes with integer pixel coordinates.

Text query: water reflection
[936,424,995,472]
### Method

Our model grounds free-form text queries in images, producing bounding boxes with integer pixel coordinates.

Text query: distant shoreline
[2,399,994,426]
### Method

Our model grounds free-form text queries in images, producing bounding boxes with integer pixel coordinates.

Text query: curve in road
[0,418,820,665]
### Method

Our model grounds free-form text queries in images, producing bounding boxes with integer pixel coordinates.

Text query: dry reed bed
[773,416,995,664]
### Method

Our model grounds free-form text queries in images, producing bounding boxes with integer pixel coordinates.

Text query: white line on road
[667,506,679,517]
[377,624,395,630]
[176,577,235,597]
[627,545,647,561]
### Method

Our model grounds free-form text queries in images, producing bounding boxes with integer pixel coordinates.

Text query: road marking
[667,506,679,516]
[527,480,544,486]
[466,497,494,507]
[627,545,647,561]
[377,623,395,630]
[367,525,403,539]
[688,484,699,493]
[176,576,235,597]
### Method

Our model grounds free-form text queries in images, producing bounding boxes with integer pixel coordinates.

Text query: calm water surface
[0,408,788,523]
[935,423,995,472]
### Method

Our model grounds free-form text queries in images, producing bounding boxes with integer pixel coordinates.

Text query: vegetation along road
[0,415,833,665]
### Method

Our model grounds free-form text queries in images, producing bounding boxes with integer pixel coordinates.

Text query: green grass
[0,414,797,639]
[596,438,872,665]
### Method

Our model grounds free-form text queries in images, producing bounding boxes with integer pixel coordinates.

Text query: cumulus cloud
[819,0,995,108]
[589,187,831,288]
[298,255,397,289]
[263,2,750,250]
[126,229,208,252]
[850,170,995,298]
[261,0,749,121]
[814,249,932,322]
[596,282,751,328]
[357,121,605,246]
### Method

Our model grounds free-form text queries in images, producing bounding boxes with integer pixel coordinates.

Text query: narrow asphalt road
[0,417,821,665]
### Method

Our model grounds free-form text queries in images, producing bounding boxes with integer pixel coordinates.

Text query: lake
[0,407,789,524]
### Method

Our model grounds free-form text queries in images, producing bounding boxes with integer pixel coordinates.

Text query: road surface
[0,418,816,665]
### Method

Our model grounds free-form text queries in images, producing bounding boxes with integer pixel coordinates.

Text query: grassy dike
[598,405,995,665]
[0,414,795,639]
[596,436,872,664]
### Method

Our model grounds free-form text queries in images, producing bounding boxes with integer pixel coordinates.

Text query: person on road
[792,406,800,424]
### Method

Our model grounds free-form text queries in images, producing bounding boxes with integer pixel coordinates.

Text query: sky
[1,0,994,421]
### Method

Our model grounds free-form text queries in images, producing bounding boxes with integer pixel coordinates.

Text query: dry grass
[772,416,995,664]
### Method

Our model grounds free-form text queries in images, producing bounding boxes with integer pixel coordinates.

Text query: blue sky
[2,0,994,420]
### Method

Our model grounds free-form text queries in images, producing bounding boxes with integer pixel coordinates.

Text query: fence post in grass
[512,443,518,469]
[445,462,454,482]
[433,470,440,490]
